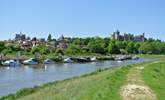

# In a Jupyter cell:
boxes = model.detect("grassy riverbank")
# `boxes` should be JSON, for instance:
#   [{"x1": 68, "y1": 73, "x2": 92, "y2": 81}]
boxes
[
  {"x1": 1, "y1": 56, "x2": 164, "y2": 100},
  {"x1": 142, "y1": 61, "x2": 165, "y2": 100},
  {"x1": 1, "y1": 64, "x2": 133, "y2": 100}
]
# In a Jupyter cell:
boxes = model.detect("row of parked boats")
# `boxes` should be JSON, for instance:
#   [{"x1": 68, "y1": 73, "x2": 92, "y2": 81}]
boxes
[
  {"x1": 115, "y1": 55, "x2": 139, "y2": 61},
  {"x1": 1, "y1": 55, "x2": 139, "y2": 67},
  {"x1": 1, "y1": 57, "x2": 97, "y2": 66}
]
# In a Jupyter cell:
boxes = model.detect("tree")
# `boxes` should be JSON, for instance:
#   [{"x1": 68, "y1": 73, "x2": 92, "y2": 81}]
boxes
[
  {"x1": 87, "y1": 38, "x2": 106, "y2": 54},
  {"x1": 139, "y1": 42, "x2": 154, "y2": 54},
  {"x1": 72, "y1": 38, "x2": 81, "y2": 45},
  {"x1": 151, "y1": 42, "x2": 164, "y2": 54},
  {"x1": 0, "y1": 42, "x2": 5, "y2": 52},
  {"x1": 55, "y1": 49, "x2": 64, "y2": 56},
  {"x1": 31, "y1": 46, "x2": 40, "y2": 54},
  {"x1": 66, "y1": 44, "x2": 80, "y2": 55},
  {"x1": 47, "y1": 34, "x2": 52, "y2": 42},
  {"x1": 31, "y1": 45, "x2": 50, "y2": 55},
  {"x1": 108, "y1": 41, "x2": 120, "y2": 54},
  {"x1": 116, "y1": 41, "x2": 125, "y2": 49},
  {"x1": 126, "y1": 42, "x2": 136, "y2": 54}
]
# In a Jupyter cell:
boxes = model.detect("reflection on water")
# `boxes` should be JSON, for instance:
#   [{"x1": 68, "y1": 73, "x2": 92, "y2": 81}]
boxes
[{"x1": 0, "y1": 58, "x2": 151, "y2": 96}]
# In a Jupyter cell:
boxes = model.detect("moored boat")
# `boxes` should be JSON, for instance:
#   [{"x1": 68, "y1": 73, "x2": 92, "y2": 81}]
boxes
[
  {"x1": 23, "y1": 58, "x2": 38, "y2": 65},
  {"x1": 90, "y1": 56, "x2": 97, "y2": 62},
  {"x1": 2, "y1": 60, "x2": 21, "y2": 66},
  {"x1": 44, "y1": 59, "x2": 54, "y2": 64},
  {"x1": 64, "y1": 58, "x2": 74, "y2": 63}
]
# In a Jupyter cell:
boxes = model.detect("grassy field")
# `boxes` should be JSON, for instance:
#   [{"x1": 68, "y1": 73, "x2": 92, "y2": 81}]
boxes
[{"x1": 142, "y1": 61, "x2": 165, "y2": 100}]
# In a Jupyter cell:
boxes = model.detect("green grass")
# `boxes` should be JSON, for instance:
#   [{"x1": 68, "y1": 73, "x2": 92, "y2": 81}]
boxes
[
  {"x1": 139, "y1": 54, "x2": 165, "y2": 59},
  {"x1": 142, "y1": 61, "x2": 165, "y2": 100},
  {"x1": 0, "y1": 64, "x2": 134, "y2": 100}
]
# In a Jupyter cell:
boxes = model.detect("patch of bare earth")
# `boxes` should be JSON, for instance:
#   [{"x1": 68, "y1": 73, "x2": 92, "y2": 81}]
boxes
[{"x1": 120, "y1": 65, "x2": 156, "y2": 100}]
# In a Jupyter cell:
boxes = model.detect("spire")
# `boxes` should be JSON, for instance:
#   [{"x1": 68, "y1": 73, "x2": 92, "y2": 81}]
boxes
[
  {"x1": 116, "y1": 29, "x2": 120, "y2": 34},
  {"x1": 61, "y1": 34, "x2": 64, "y2": 39}
]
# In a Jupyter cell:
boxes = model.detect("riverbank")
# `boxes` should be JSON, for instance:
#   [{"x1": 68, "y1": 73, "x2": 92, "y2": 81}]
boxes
[
  {"x1": 0, "y1": 55, "x2": 164, "y2": 100},
  {"x1": 0, "y1": 63, "x2": 132, "y2": 100},
  {"x1": 0, "y1": 60, "x2": 158, "y2": 100}
]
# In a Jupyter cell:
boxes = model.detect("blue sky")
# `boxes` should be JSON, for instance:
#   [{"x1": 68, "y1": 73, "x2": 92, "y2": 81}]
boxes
[{"x1": 0, "y1": 0, "x2": 165, "y2": 41}]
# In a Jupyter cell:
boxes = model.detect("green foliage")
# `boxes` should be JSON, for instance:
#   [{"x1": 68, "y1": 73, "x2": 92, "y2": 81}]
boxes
[
  {"x1": 72, "y1": 38, "x2": 81, "y2": 45},
  {"x1": 2, "y1": 47, "x2": 12, "y2": 55},
  {"x1": 126, "y1": 42, "x2": 136, "y2": 54},
  {"x1": 31, "y1": 45, "x2": 50, "y2": 55},
  {"x1": 66, "y1": 44, "x2": 80, "y2": 55},
  {"x1": 1, "y1": 37, "x2": 165, "y2": 56},
  {"x1": 139, "y1": 42, "x2": 154, "y2": 54},
  {"x1": 55, "y1": 49, "x2": 64, "y2": 56},
  {"x1": 0, "y1": 42, "x2": 6, "y2": 52},
  {"x1": 108, "y1": 41, "x2": 120, "y2": 54},
  {"x1": 87, "y1": 39, "x2": 106, "y2": 54}
]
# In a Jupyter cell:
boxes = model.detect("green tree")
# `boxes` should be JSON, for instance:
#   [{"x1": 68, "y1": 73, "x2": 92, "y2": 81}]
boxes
[
  {"x1": 87, "y1": 38, "x2": 106, "y2": 54},
  {"x1": 55, "y1": 49, "x2": 64, "y2": 56},
  {"x1": 126, "y1": 42, "x2": 136, "y2": 54},
  {"x1": 0, "y1": 42, "x2": 6, "y2": 52},
  {"x1": 66, "y1": 44, "x2": 80, "y2": 55},
  {"x1": 31, "y1": 46, "x2": 40, "y2": 54},
  {"x1": 108, "y1": 41, "x2": 120, "y2": 54},
  {"x1": 31, "y1": 45, "x2": 50, "y2": 55},
  {"x1": 72, "y1": 38, "x2": 81, "y2": 45},
  {"x1": 139, "y1": 42, "x2": 154, "y2": 54}
]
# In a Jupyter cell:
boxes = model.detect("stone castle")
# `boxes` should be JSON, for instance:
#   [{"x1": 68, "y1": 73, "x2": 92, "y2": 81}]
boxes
[{"x1": 111, "y1": 30, "x2": 145, "y2": 42}]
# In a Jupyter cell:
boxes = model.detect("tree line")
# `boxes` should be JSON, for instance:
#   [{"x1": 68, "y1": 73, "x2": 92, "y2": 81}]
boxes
[{"x1": 0, "y1": 37, "x2": 165, "y2": 56}]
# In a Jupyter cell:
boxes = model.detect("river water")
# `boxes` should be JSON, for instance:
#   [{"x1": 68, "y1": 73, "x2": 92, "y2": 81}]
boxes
[{"x1": 0, "y1": 58, "x2": 150, "y2": 96}]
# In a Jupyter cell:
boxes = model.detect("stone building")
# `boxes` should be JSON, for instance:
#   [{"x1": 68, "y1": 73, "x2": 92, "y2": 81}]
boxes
[
  {"x1": 111, "y1": 30, "x2": 145, "y2": 42},
  {"x1": 56, "y1": 34, "x2": 68, "y2": 49},
  {"x1": 15, "y1": 32, "x2": 26, "y2": 41}
]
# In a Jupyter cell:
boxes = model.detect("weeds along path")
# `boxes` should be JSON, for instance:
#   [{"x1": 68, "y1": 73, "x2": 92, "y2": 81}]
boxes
[{"x1": 120, "y1": 62, "x2": 157, "y2": 100}]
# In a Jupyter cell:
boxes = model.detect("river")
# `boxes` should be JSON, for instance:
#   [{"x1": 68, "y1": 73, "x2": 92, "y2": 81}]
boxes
[{"x1": 0, "y1": 58, "x2": 150, "y2": 96}]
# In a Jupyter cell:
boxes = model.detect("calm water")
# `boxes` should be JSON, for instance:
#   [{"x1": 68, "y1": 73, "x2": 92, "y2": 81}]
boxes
[{"x1": 0, "y1": 58, "x2": 150, "y2": 96}]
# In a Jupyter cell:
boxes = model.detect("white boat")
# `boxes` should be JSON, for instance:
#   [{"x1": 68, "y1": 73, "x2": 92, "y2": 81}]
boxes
[
  {"x1": 64, "y1": 58, "x2": 74, "y2": 63},
  {"x1": 132, "y1": 56, "x2": 139, "y2": 60},
  {"x1": 117, "y1": 60, "x2": 123, "y2": 63},
  {"x1": 3, "y1": 60, "x2": 20, "y2": 66},
  {"x1": 115, "y1": 56, "x2": 125, "y2": 61},
  {"x1": 23, "y1": 58, "x2": 38, "y2": 65},
  {"x1": 90, "y1": 56, "x2": 97, "y2": 62},
  {"x1": 44, "y1": 59, "x2": 54, "y2": 64}
]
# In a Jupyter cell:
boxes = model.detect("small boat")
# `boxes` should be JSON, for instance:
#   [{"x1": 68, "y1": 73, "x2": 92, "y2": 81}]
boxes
[
  {"x1": 23, "y1": 58, "x2": 38, "y2": 65},
  {"x1": 90, "y1": 56, "x2": 97, "y2": 62},
  {"x1": 132, "y1": 56, "x2": 139, "y2": 60},
  {"x1": 77, "y1": 57, "x2": 90, "y2": 63},
  {"x1": 115, "y1": 57, "x2": 125, "y2": 61},
  {"x1": 2, "y1": 60, "x2": 20, "y2": 66},
  {"x1": 117, "y1": 60, "x2": 123, "y2": 63},
  {"x1": 44, "y1": 59, "x2": 54, "y2": 64},
  {"x1": 64, "y1": 58, "x2": 74, "y2": 63}
]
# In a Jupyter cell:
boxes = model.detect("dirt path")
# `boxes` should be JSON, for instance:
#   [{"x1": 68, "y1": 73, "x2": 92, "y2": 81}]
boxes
[{"x1": 120, "y1": 63, "x2": 157, "y2": 100}]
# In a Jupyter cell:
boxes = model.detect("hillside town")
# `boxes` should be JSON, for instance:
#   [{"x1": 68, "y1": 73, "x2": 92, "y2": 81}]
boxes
[{"x1": 4, "y1": 30, "x2": 146, "y2": 51}]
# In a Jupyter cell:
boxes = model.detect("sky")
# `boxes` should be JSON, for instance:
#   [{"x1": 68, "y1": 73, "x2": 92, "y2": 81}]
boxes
[{"x1": 0, "y1": 0, "x2": 165, "y2": 41}]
